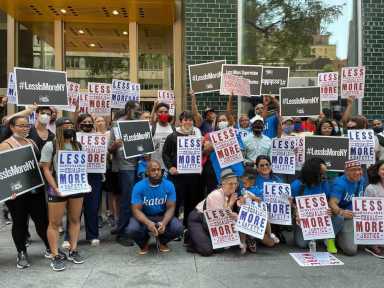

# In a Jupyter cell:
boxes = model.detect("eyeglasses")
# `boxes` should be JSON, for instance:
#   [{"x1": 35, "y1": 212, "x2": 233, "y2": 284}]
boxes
[
  {"x1": 15, "y1": 124, "x2": 31, "y2": 129},
  {"x1": 223, "y1": 182, "x2": 238, "y2": 186}
]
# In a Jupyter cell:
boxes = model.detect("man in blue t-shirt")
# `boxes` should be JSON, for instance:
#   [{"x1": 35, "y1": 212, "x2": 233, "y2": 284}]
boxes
[
  {"x1": 126, "y1": 160, "x2": 183, "y2": 255},
  {"x1": 329, "y1": 160, "x2": 366, "y2": 256}
]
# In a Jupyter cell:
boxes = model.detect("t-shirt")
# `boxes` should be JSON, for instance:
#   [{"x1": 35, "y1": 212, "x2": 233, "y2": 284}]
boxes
[
  {"x1": 330, "y1": 175, "x2": 366, "y2": 210},
  {"x1": 365, "y1": 183, "x2": 384, "y2": 198},
  {"x1": 131, "y1": 178, "x2": 176, "y2": 216},
  {"x1": 291, "y1": 179, "x2": 330, "y2": 198},
  {"x1": 40, "y1": 141, "x2": 74, "y2": 173},
  {"x1": 152, "y1": 123, "x2": 174, "y2": 169},
  {"x1": 263, "y1": 114, "x2": 278, "y2": 139},
  {"x1": 196, "y1": 188, "x2": 228, "y2": 213},
  {"x1": 28, "y1": 126, "x2": 55, "y2": 153}
]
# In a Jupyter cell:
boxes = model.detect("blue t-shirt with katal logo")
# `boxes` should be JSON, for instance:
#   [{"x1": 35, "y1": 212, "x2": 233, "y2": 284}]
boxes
[
  {"x1": 131, "y1": 178, "x2": 176, "y2": 216},
  {"x1": 329, "y1": 174, "x2": 366, "y2": 210}
]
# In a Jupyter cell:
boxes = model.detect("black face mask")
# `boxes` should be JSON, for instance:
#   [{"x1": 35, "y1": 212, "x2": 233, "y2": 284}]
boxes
[
  {"x1": 63, "y1": 128, "x2": 76, "y2": 139},
  {"x1": 80, "y1": 123, "x2": 93, "y2": 132},
  {"x1": 373, "y1": 126, "x2": 383, "y2": 134}
]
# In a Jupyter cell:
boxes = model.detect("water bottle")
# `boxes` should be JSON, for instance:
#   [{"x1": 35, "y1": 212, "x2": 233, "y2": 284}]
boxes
[{"x1": 309, "y1": 240, "x2": 316, "y2": 253}]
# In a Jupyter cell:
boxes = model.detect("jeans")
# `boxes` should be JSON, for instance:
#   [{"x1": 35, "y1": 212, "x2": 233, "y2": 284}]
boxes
[
  {"x1": 332, "y1": 215, "x2": 358, "y2": 256},
  {"x1": 125, "y1": 216, "x2": 183, "y2": 248},
  {"x1": 117, "y1": 170, "x2": 136, "y2": 237},
  {"x1": 83, "y1": 173, "x2": 103, "y2": 240}
]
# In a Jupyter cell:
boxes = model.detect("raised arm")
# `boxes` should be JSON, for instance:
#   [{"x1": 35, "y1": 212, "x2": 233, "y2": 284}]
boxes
[
  {"x1": 341, "y1": 97, "x2": 353, "y2": 126},
  {"x1": 191, "y1": 90, "x2": 202, "y2": 128}
]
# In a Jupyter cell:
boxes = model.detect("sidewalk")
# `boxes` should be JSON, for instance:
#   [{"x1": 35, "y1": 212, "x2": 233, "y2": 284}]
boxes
[{"x1": 0, "y1": 220, "x2": 382, "y2": 288}]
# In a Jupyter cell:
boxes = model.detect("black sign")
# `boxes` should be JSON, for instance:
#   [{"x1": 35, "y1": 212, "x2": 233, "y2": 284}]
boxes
[
  {"x1": 117, "y1": 120, "x2": 155, "y2": 159},
  {"x1": 304, "y1": 136, "x2": 349, "y2": 172},
  {"x1": 220, "y1": 64, "x2": 263, "y2": 96},
  {"x1": 261, "y1": 66, "x2": 289, "y2": 95},
  {"x1": 15, "y1": 67, "x2": 68, "y2": 106},
  {"x1": 280, "y1": 87, "x2": 321, "y2": 117},
  {"x1": 0, "y1": 145, "x2": 44, "y2": 203},
  {"x1": 189, "y1": 60, "x2": 226, "y2": 94}
]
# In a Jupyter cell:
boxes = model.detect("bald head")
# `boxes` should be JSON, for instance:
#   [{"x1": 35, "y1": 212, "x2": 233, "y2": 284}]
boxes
[{"x1": 147, "y1": 160, "x2": 162, "y2": 184}]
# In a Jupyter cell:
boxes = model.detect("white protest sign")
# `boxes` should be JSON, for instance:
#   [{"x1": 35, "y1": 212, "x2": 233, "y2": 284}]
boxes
[
  {"x1": 293, "y1": 136, "x2": 305, "y2": 170},
  {"x1": 236, "y1": 201, "x2": 268, "y2": 239},
  {"x1": 177, "y1": 136, "x2": 202, "y2": 174},
  {"x1": 158, "y1": 90, "x2": 175, "y2": 116},
  {"x1": 271, "y1": 138, "x2": 296, "y2": 175},
  {"x1": 296, "y1": 193, "x2": 335, "y2": 240},
  {"x1": 290, "y1": 252, "x2": 344, "y2": 267},
  {"x1": 87, "y1": 82, "x2": 112, "y2": 116},
  {"x1": 77, "y1": 133, "x2": 108, "y2": 173},
  {"x1": 348, "y1": 129, "x2": 375, "y2": 165},
  {"x1": 353, "y1": 197, "x2": 384, "y2": 245},
  {"x1": 204, "y1": 208, "x2": 241, "y2": 249},
  {"x1": 318, "y1": 72, "x2": 338, "y2": 101},
  {"x1": 221, "y1": 74, "x2": 251, "y2": 96},
  {"x1": 263, "y1": 183, "x2": 292, "y2": 225},
  {"x1": 57, "y1": 150, "x2": 91, "y2": 196},
  {"x1": 63, "y1": 81, "x2": 80, "y2": 112},
  {"x1": 111, "y1": 79, "x2": 131, "y2": 108},
  {"x1": 209, "y1": 127, "x2": 244, "y2": 168},
  {"x1": 128, "y1": 82, "x2": 140, "y2": 102},
  {"x1": 341, "y1": 66, "x2": 365, "y2": 99},
  {"x1": 7, "y1": 72, "x2": 17, "y2": 104},
  {"x1": 78, "y1": 92, "x2": 88, "y2": 114}
]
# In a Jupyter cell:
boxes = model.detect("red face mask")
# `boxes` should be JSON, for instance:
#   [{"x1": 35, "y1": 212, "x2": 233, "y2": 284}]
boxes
[{"x1": 158, "y1": 114, "x2": 169, "y2": 123}]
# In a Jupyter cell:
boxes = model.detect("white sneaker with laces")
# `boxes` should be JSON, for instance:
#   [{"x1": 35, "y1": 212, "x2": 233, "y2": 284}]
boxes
[{"x1": 91, "y1": 239, "x2": 100, "y2": 246}]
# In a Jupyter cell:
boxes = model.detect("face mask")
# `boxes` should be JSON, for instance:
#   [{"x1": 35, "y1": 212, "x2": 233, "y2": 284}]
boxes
[
  {"x1": 38, "y1": 114, "x2": 51, "y2": 125},
  {"x1": 373, "y1": 126, "x2": 383, "y2": 134},
  {"x1": 334, "y1": 126, "x2": 340, "y2": 134},
  {"x1": 217, "y1": 121, "x2": 229, "y2": 130},
  {"x1": 158, "y1": 114, "x2": 169, "y2": 123},
  {"x1": 13, "y1": 132, "x2": 28, "y2": 139},
  {"x1": 80, "y1": 123, "x2": 93, "y2": 132},
  {"x1": 63, "y1": 128, "x2": 76, "y2": 139},
  {"x1": 283, "y1": 125, "x2": 294, "y2": 134}
]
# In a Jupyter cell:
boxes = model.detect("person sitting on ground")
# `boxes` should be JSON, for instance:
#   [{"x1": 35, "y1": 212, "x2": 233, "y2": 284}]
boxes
[
  {"x1": 329, "y1": 160, "x2": 367, "y2": 256},
  {"x1": 126, "y1": 160, "x2": 183, "y2": 255}
]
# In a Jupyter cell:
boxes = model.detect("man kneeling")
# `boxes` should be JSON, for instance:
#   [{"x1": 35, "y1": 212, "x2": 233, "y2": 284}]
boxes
[{"x1": 126, "y1": 160, "x2": 183, "y2": 255}]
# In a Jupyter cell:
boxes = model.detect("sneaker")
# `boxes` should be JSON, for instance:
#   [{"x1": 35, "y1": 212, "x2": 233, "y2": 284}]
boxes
[
  {"x1": 159, "y1": 243, "x2": 170, "y2": 253},
  {"x1": 44, "y1": 249, "x2": 67, "y2": 260},
  {"x1": 16, "y1": 251, "x2": 30, "y2": 269},
  {"x1": 325, "y1": 239, "x2": 338, "y2": 254},
  {"x1": 116, "y1": 236, "x2": 134, "y2": 247},
  {"x1": 68, "y1": 250, "x2": 85, "y2": 264},
  {"x1": 365, "y1": 247, "x2": 384, "y2": 259},
  {"x1": 90, "y1": 239, "x2": 100, "y2": 246},
  {"x1": 25, "y1": 238, "x2": 32, "y2": 247},
  {"x1": 239, "y1": 242, "x2": 247, "y2": 255},
  {"x1": 270, "y1": 233, "x2": 280, "y2": 244},
  {"x1": 139, "y1": 244, "x2": 150, "y2": 256},
  {"x1": 173, "y1": 236, "x2": 182, "y2": 242},
  {"x1": 50, "y1": 255, "x2": 66, "y2": 272},
  {"x1": 61, "y1": 241, "x2": 70, "y2": 250}
]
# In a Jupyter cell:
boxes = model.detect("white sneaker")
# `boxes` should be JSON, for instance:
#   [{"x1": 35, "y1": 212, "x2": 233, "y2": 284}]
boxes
[
  {"x1": 270, "y1": 233, "x2": 280, "y2": 244},
  {"x1": 91, "y1": 239, "x2": 100, "y2": 246},
  {"x1": 61, "y1": 241, "x2": 70, "y2": 250}
]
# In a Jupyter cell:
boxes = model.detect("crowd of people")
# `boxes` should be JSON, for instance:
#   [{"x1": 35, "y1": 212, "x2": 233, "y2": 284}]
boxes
[{"x1": 0, "y1": 91, "x2": 384, "y2": 272}]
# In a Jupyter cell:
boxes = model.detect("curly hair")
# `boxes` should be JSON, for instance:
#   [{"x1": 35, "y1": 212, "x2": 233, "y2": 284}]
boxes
[
  {"x1": 367, "y1": 160, "x2": 384, "y2": 184},
  {"x1": 299, "y1": 158, "x2": 326, "y2": 187}
]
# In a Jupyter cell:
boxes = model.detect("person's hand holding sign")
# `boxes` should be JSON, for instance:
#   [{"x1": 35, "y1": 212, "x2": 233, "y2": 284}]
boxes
[{"x1": 340, "y1": 209, "x2": 353, "y2": 219}]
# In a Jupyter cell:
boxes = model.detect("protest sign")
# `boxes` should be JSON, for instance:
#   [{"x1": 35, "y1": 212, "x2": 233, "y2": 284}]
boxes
[
  {"x1": 348, "y1": 129, "x2": 375, "y2": 165},
  {"x1": 353, "y1": 197, "x2": 384, "y2": 245},
  {"x1": 63, "y1": 81, "x2": 80, "y2": 112},
  {"x1": 220, "y1": 64, "x2": 263, "y2": 96},
  {"x1": 304, "y1": 136, "x2": 349, "y2": 172},
  {"x1": 14, "y1": 67, "x2": 68, "y2": 106},
  {"x1": 87, "y1": 82, "x2": 112, "y2": 116},
  {"x1": 318, "y1": 72, "x2": 338, "y2": 101},
  {"x1": 117, "y1": 120, "x2": 154, "y2": 159},
  {"x1": 280, "y1": 87, "x2": 321, "y2": 118},
  {"x1": 128, "y1": 82, "x2": 140, "y2": 102},
  {"x1": 341, "y1": 66, "x2": 365, "y2": 99},
  {"x1": 0, "y1": 145, "x2": 44, "y2": 204},
  {"x1": 221, "y1": 74, "x2": 251, "y2": 96},
  {"x1": 290, "y1": 252, "x2": 344, "y2": 267},
  {"x1": 261, "y1": 66, "x2": 289, "y2": 95},
  {"x1": 204, "y1": 208, "x2": 240, "y2": 249},
  {"x1": 291, "y1": 136, "x2": 305, "y2": 170},
  {"x1": 188, "y1": 60, "x2": 225, "y2": 94},
  {"x1": 263, "y1": 183, "x2": 292, "y2": 225},
  {"x1": 236, "y1": 201, "x2": 268, "y2": 239},
  {"x1": 111, "y1": 79, "x2": 131, "y2": 108},
  {"x1": 271, "y1": 138, "x2": 296, "y2": 175},
  {"x1": 209, "y1": 127, "x2": 244, "y2": 168},
  {"x1": 7, "y1": 72, "x2": 17, "y2": 104},
  {"x1": 57, "y1": 150, "x2": 90, "y2": 196},
  {"x1": 78, "y1": 92, "x2": 88, "y2": 114},
  {"x1": 177, "y1": 136, "x2": 202, "y2": 174},
  {"x1": 296, "y1": 193, "x2": 335, "y2": 240},
  {"x1": 158, "y1": 90, "x2": 175, "y2": 116},
  {"x1": 76, "y1": 133, "x2": 108, "y2": 173}
]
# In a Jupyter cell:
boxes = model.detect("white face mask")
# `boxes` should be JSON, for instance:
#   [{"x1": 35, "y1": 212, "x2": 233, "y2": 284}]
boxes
[
  {"x1": 38, "y1": 114, "x2": 51, "y2": 125},
  {"x1": 218, "y1": 121, "x2": 229, "y2": 130},
  {"x1": 13, "y1": 132, "x2": 28, "y2": 139}
]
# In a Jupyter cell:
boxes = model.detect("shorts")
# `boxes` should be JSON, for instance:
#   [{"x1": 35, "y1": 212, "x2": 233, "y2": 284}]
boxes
[
  {"x1": 47, "y1": 193, "x2": 85, "y2": 203},
  {"x1": 106, "y1": 170, "x2": 121, "y2": 195}
]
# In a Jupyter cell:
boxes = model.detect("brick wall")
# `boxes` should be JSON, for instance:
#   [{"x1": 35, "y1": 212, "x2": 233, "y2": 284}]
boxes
[
  {"x1": 362, "y1": 0, "x2": 384, "y2": 119},
  {"x1": 184, "y1": 0, "x2": 238, "y2": 114}
]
